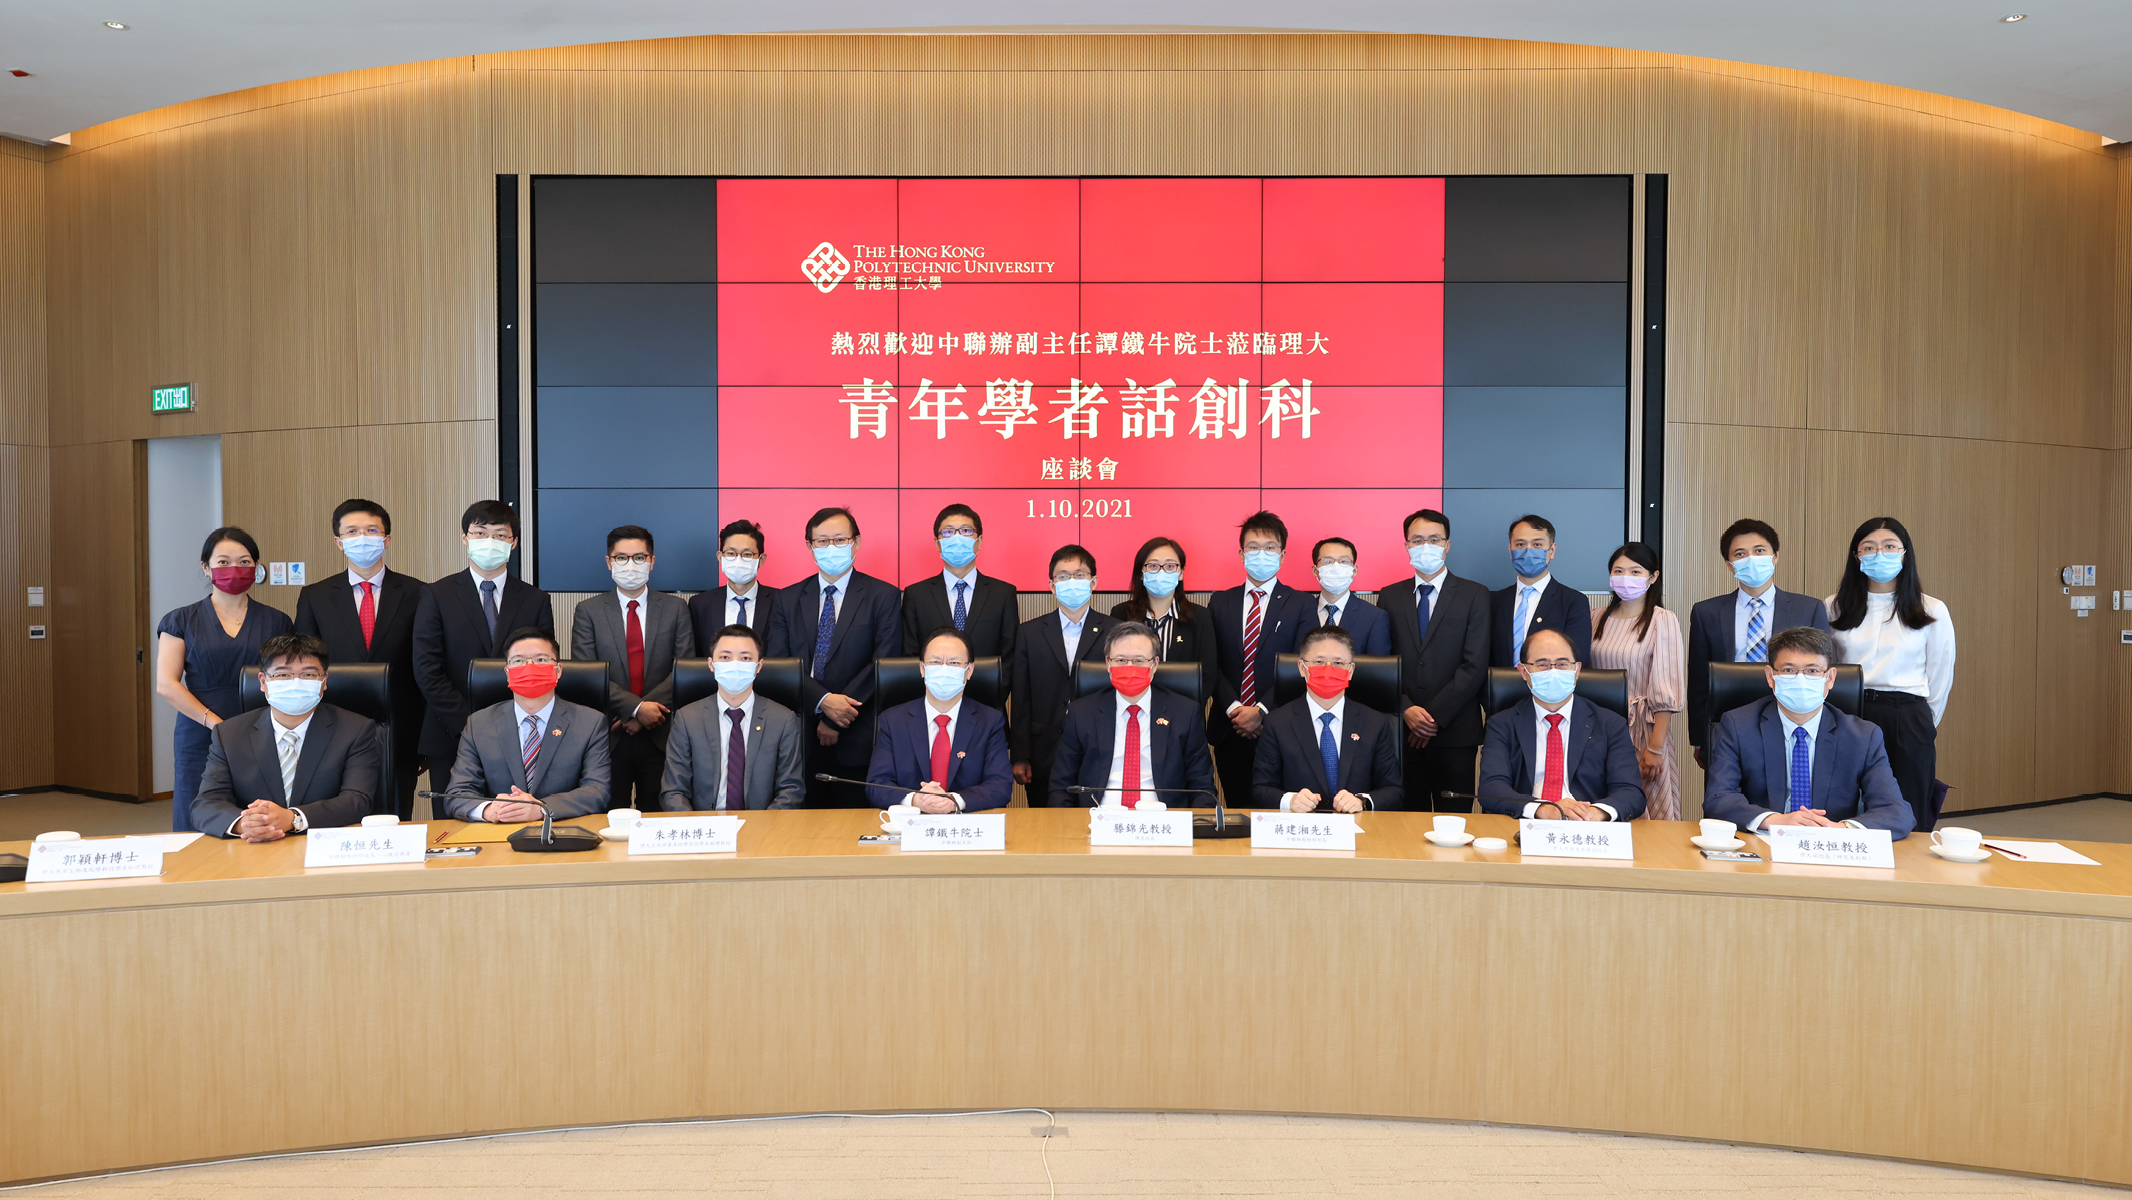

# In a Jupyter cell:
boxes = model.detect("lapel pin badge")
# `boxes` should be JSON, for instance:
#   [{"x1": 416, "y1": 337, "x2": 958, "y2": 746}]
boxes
[
  {"x1": 551, "y1": 729, "x2": 562, "y2": 737},
  {"x1": 1157, "y1": 717, "x2": 1170, "y2": 726},
  {"x1": 1350, "y1": 733, "x2": 1360, "y2": 740},
  {"x1": 955, "y1": 750, "x2": 966, "y2": 758}
]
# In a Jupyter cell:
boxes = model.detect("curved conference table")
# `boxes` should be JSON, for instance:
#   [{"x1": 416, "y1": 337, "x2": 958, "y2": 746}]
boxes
[{"x1": 3, "y1": 809, "x2": 2128, "y2": 1187}]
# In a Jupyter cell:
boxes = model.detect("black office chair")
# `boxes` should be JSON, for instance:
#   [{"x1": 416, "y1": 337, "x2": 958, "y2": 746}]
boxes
[
  {"x1": 467, "y1": 659, "x2": 610, "y2": 713},
  {"x1": 671, "y1": 658, "x2": 807, "y2": 714},
  {"x1": 1482, "y1": 667, "x2": 1630, "y2": 721},
  {"x1": 1707, "y1": 662, "x2": 1863, "y2": 740},
  {"x1": 1270, "y1": 654, "x2": 1402, "y2": 714},
  {"x1": 873, "y1": 657, "x2": 1004, "y2": 712},
  {"x1": 239, "y1": 663, "x2": 395, "y2": 811},
  {"x1": 1073, "y1": 660, "x2": 1204, "y2": 705}
]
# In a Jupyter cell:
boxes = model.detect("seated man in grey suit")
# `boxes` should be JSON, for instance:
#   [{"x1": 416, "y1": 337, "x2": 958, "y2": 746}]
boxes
[
  {"x1": 444, "y1": 627, "x2": 611, "y2": 822},
  {"x1": 193, "y1": 633, "x2": 383, "y2": 840},
  {"x1": 661, "y1": 624, "x2": 806, "y2": 811}
]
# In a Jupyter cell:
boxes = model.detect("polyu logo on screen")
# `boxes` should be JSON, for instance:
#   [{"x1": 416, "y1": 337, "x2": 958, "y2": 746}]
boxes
[{"x1": 800, "y1": 241, "x2": 852, "y2": 293}]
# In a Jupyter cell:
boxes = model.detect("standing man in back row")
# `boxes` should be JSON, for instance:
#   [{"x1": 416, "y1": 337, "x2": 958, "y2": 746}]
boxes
[
  {"x1": 902, "y1": 503, "x2": 1019, "y2": 661},
  {"x1": 1378, "y1": 508, "x2": 1491, "y2": 811},
  {"x1": 1686, "y1": 518, "x2": 1831, "y2": 765},
  {"x1": 1206, "y1": 511, "x2": 1315, "y2": 810},
  {"x1": 1489, "y1": 514, "x2": 1592, "y2": 669},
  {"x1": 765, "y1": 506, "x2": 902, "y2": 806},
  {"x1": 572, "y1": 524, "x2": 695, "y2": 813},
  {"x1": 689, "y1": 519, "x2": 778, "y2": 654}
]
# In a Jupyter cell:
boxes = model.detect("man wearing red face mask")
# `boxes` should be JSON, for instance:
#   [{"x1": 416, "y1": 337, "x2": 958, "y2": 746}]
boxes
[
  {"x1": 1251, "y1": 626, "x2": 1404, "y2": 812},
  {"x1": 1046, "y1": 622, "x2": 1214, "y2": 808},
  {"x1": 441, "y1": 629, "x2": 611, "y2": 822}
]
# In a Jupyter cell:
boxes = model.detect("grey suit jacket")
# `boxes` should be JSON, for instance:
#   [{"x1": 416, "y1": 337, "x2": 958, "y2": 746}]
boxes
[
  {"x1": 659, "y1": 692, "x2": 807, "y2": 810},
  {"x1": 444, "y1": 697, "x2": 612, "y2": 820},
  {"x1": 570, "y1": 589, "x2": 696, "y2": 734}
]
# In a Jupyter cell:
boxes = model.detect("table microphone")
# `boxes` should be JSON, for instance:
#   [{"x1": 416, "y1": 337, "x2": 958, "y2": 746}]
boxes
[
  {"x1": 418, "y1": 791, "x2": 604, "y2": 853},
  {"x1": 812, "y1": 773, "x2": 951, "y2": 800}
]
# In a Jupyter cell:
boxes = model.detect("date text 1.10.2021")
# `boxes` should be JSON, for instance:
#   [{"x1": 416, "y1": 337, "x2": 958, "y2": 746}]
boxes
[{"x1": 1029, "y1": 497, "x2": 1133, "y2": 519}]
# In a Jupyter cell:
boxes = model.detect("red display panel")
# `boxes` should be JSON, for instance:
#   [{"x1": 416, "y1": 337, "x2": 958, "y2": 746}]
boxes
[{"x1": 717, "y1": 178, "x2": 1445, "y2": 590}]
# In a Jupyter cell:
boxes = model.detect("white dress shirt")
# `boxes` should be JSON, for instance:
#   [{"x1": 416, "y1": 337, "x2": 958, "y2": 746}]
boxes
[
  {"x1": 1732, "y1": 586, "x2": 1778, "y2": 661},
  {"x1": 1278, "y1": 693, "x2": 1376, "y2": 811},
  {"x1": 1745, "y1": 704, "x2": 1862, "y2": 831},
  {"x1": 347, "y1": 566, "x2": 386, "y2": 605},
  {"x1": 817, "y1": 570, "x2": 851, "y2": 620},
  {"x1": 469, "y1": 564, "x2": 507, "y2": 589},
  {"x1": 710, "y1": 691, "x2": 757, "y2": 811},
  {"x1": 228, "y1": 711, "x2": 316, "y2": 836},
  {"x1": 1101, "y1": 689, "x2": 1158, "y2": 808},
  {"x1": 1511, "y1": 573, "x2": 1551, "y2": 654},
  {"x1": 1824, "y1": 591, "x2": 1956, "y2": 724},
  {"x1": 942, "y1": 566, "x2": 981, "y2": 600},
  {"x1": 1414, "y1": 569, "x2": 1447, "y2": 623},
  {"x1": 724, "y1": 582, "x2": 761, "y2": 627},
  {"x1": 1318, "y1": 591, "x2": 1351, "y2": 627},
  {"x1": 1059, "y1": 606, "x2": 1090, "y2": 662},
  {"x1": 903, "y1": 695, "x2": 968, "y2": 811},
  {"x1": 473, "y1": 694, "x2": 556, "y2": 821},
  {"x1": 1227, "y1": 583, "x2": 1275, "y2": 716},
  {"x1": 1521, "y1": 699, "x2": 1617, "y2": 820}
]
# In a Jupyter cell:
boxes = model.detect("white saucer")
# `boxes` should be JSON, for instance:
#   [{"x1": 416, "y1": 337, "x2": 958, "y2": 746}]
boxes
[
  {"x1": 1471, "y1": 837, "x2": 1509, "y2": 851},
  {"x1": 1424, "y1": 830, "x2": 1474, "y2": 847},
  {"x1": 1929, "y1": 843, "x2": 1991, "y2": 863},
  {"x1": 597, "y1": 826, "x2": 632, "y2": 842},
  {"x1": 1691, "y1": 834, "x2": 1745, "y2": 851}
]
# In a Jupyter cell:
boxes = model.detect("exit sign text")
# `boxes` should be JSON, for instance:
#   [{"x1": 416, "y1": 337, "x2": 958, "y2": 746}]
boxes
[{"x1": 151, "y1": 383, "x2": 194, "y2": 413}]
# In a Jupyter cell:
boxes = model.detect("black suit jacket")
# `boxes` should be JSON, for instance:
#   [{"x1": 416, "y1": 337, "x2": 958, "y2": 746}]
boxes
[
  {"x1": 1009, "y1": 607, "x2": 1119, "y2": 773},
  {"x1": 1476, "y1": 696, "x2": 1646, "y2": 820},
  {"x1": 191, "y1": 705, "x2": 383, "y2": 837},
  {"x1": 1489, "y1": 578, "x2": 1595, "y2": 668},
  {"x1": 293, "y1": 567, "x2": 426, "y2": 746},
  {"x1": 1108, "y1": 602, "x2": 1210, "y2": 665},
  {"x1": 901, "y1": 570, "x2": 1020, "y2": 659},
  {"x1": 1250, "y1": 696, "x2": 1405, "y2": 810},
  {"x1": 1685, "y1": 588, "x2": 1834, "y2": 748},
  {"x1": 1377, "y1": 573, "x2": 1491, "y2": 748},
  {"x1": 687, "y1": 583, "x2": 778, "y2": 653},
  {"x1": 411, "y1": 570, "x2": 555, "y2": 760},
  {"x1": 1205, "y1": 582, "x2": 1315, "y2": 741},
  {"x1": 1049, "y1": 686, "x2": 1216, "y2": 807},
  {"x1": 764, "y1": 570, "x2": 903, "y2": 766}
]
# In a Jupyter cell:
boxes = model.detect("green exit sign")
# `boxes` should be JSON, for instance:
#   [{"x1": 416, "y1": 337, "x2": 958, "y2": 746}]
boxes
[{"x1": 151, "y1": 383, "x2": 194, "y2": 413}]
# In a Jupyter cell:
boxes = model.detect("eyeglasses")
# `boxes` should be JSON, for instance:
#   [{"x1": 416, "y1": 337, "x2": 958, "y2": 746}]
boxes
[
  {"x1": 1771, "y1": 666, "x2": 1830, "y2": 677},
  {"x1": 1404, "y1": 534, "x2": 1448, "y2": 547},
  {"x1": 263, "y1": 669, "x2": 326, "y2": 681},
  {"x1": 505, "y1": 654, "x2": 558, "y2": 667},
  {"x1": 1525, "y1": 658, "x2": 1578, "y2": 672},
  {"x1": 1053, "y1": 570, "x2": 1094, "y2": 582},
  {"x1": 922, "y1": 657, "x2": 971, "y2": 668},
  {"x1": 1106, "y1": 655, "x2": 1156, "y2": 667},
  {"x1": 608, "y1": 553, "x2": 651, "y2": 566},
  {"x1": 721, "y1": 548, "x2": 763, "y2": 560},
  {"x1": 936, "y1": 526, "x2": 979, "y2": 539},
  {"x1": 1301, "y1": 657, "x2": 1354, "y2": 669},
  {"x1": 1142, "y1": 563, "x2": 1182, "y2": 576},
  {"x1": 809, "y1": 535, "x2": 856, "y2": 548}
]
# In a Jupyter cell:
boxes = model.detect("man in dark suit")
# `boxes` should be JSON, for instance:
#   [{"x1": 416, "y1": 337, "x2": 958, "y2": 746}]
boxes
[
  {"x1": 867, "y1": 627, "x2": 1013, "y2": 812},
  {"x1": 1489, "y1": 513, "x2": 1593, "y2": 669},
  {"x1": 411, "y1": 499, "x2": 554, "y2": 805},
  {"x1": 192, "y1": 633, "x2": 382, "y2": 839},
  {"x1": 688, "y1": 518, "x2": 778, "y2": 654},
  {"x1": 1304, "y1": 536, "x2": 1391, "y2": 656},
  {"x1": 571, "y1": 524, "x2": 696, "y2": 811},
  {"x1": 1378, "y1": 508, "x2": 1492, "y2": 812},
  {"x1": 764, "y1": 506, "x2": 902, "y2": 807},
  {"x1": 1205, "y1": 511, "x2": 1315, "y2": 809},
  {"x1": 1250, "y1": 626, "x2": 1403, "y2": 811},
  {"x1": 901, "y1": 502, "x2": 1019, "y2": 661},
  {"x1": 1704, "y1": 626, "x2": 1913, "y2": 836},
  {"x1": 292, "y1": 498, "x2": 425, "y2": 819},
  {"x1": 660, "y1": 624, "x2": 805, "y2": 811},
  {"x1": 1010, "y1": 544, "x2": 1118, "y2": 807},
  {"x1": 1050, "y1": 622, "x2": 1216, "y2": 808},
  {"x1": 443, "y1": 628, "x2": 610, "y2": 821},
  {"x1": 1476, "y1": 628, "x2": 1646, "y2": 820},
  {"x1": 1686, "y1": 518, "x2": 1834, "y2": 762}
]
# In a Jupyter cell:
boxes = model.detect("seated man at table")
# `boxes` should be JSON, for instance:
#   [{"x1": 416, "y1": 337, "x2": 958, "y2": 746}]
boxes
[
  {"x1": 1704, "y1": 626, "x2": 1914, "y2": 836},
  {"x1": 660, "y1": 624, "x2": 806, "y2": 811},
  {"x1": 193, "y1": 633, "x2": 383, "y2": 840},
  {"x1": 443, "y1": 628, "x2": 611, "y2": 821},
  {"x1": 1049, "y1": 622, "x2": 1215, "y2": 808},
  {"x1": 1477, "y1": 628, "x2": 1645, "y2": 821},
  {"x1": 866, "y1": 627, "x2": 1012, "y2": 812},
  {"x1": 1251, "y1": 625, "x2": 1403, "y2": 812}
]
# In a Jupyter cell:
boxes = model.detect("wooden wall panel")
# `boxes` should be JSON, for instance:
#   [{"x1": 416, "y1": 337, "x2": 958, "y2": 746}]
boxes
[
  {"x1": 352, "y1": 419, "x2": 497, "y2": 582},
  {"x1": 0, "y1": 445, "x2": 54, "y2": 788},
  {"x1": 48, "y1": 441, "x2": 146, "y2": 797},
  {"x1": 0, "y1": 146, "x2": 46, "y2": 448},
  {"x1": 219, "y1": 427, "x2": 361, "y2": 619}
]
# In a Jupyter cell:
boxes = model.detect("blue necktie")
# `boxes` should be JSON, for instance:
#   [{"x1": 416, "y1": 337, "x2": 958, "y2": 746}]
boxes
[
  {"x1": 479, "y1": 578, "x2": 499, "y2": 644},
  {"x1": 952, "y1": 580, "x2": 968, "y2": 631},
  {"x1": 1788, "y1": 726, "x2": 1811, "y2": 812},
  {"x1": 1744, "y1": 597, "x2": 1767, "y2": 663},
  {"x1": 813, "y1": 584, "x2": 838, "y2": 678},
  {"x1": 734, "y1": 594, "x2": 749, "y2": 627},
  {"x1": 1415, "y1": 583, "x2": 1433, "y2": 645},
  {"x1": 1514, "y1": 585, "x2": 1536, "y2": 650},
  {"x1": 1319, "y1": 712, "x2": 1340, "y2": 797}
]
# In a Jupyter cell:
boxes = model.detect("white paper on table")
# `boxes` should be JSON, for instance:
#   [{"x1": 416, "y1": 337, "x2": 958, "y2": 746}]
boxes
[
  {"x1": 1977, "y1": 840, "x2": 2101, "y2": 866},
  {"x1": 162, "y1": 832, "x2": 204, "y2": 853}
]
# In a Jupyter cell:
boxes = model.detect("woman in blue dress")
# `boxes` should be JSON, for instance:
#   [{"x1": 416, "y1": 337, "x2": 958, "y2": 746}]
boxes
[{"x1": 153, "y1": 527, "x2": 292, "y2": 831}]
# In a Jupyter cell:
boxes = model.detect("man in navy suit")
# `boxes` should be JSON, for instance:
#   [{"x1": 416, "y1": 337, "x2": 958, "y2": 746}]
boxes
[
  {"x1": 1704, "y1": 626, "x2": 1913, "y2": 836},
  {"x1": 1686, "y1": 518, "x2": 1833, "y2": 763},
  {"x1": 866, "y1": 627, "x2": 1012, "y2": 812},
  {"x1": 1009, "y1": 544, "x2": 1118, "y2": 807},
  {"x1": 1050, "y1": 622, "x2": 1216, "y2": 808},
  {"x1": 1488, "y1": 514, "x2": 1592, "y2": 669},
  {"x1": 1250, "y1": 626, "x2": 1404, "y2": 811},
  {"x1": 1378, "y1": 508, "x2": 1492, "y2": 812},
  {"x1": 1205, "y1": 511, "x2": 1315, "y2": 808},
  {"x1": 765, "y1": 506, "x2": 903, "y2": 807},
  {"x1": 1477, "y1": 628, "x2": 1645, "y2": 820},
  {"x1": 1304, "y1": 537, "x2": 1391, "y2": 657},
  {"x1": 901, "y1": 503, "x2": 1019, "y2": 660},
  {"x1": 688, "y1": 519, "x2": 778, "y2": 653}
]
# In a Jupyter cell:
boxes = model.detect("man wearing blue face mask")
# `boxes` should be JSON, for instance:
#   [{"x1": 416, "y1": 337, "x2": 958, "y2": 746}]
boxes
[
  {"x1": 1010, "y1": 544, "x2": 1118, "y2": 806},
  {"x1": 1476, "y1": 628, "x2": 1645, "y2": 821},
  {"x1": 765, "y1": 507, "x2": 904, "y2": 807},
  {"x1": 1379, "y1": 509, "x2": 1492, "y2": 812},
  {"x1": 1686, "y1": 518, "x2": 1831, "y2": 766},
  {"x1": 901, "y1": 503, "x2": 1020, "y2": 661},
  {"x1": 868, "y1": 627, "x2": 1012, "y2": 812},
  {"x1": 1206, "y1": 511, "x2": 1315, "y2": 810},
  {"x1": 193, "y1": 634, "x2": 382, "y2": 839},
  {"x1": 659, "y1": 625, "x2": 805, "y2": 811},
  {"x1": 1488, "y1": 514, "x2": 1592, "y2": 669}
]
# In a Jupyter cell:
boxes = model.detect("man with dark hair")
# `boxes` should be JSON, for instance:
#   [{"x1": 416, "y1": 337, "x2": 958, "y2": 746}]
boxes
[
  {"x1": 572, "y1": 524, "x2": 695, "y2": 811},
  {"x1": 1251, "y1": 626, "x2": 1404, "y2": 812},
  {"x1": 1704, "y1": 626, "x2": 1912, "y2": 835},
  {"x1": 1378, "y1": 507, "x2": 1491, "y2": 812},
  {"x1": 1476, "y1": 627, "x2": 1645, "y2": 820},
  {"x1": 765, "y1": 506, "x2": 902, "y2": 806},
  {"x1": 1489, "y1": 513, "x2": 1592, "y2": 668},
  {"x1": 192, "y1": 633, "x2": 383, "y2": 839},
  {"x1": 443, "y1": 627, "x2": 610, "y2": 822},
  {"x1": 1206, "y1": 510, "x2": 1314, "y2": 808},
  {"x1": 1686, "y1": 518, "x2": 1832, "y2": 762},
  {"x1": 689, "y1": 519, "x2": 778, "y2": 651},
  {"x1": 1011, "y1": 544, "x2": 1119, "y2": 807},
  {"x1": 1049, "y1": 621, "x2": 1215, "y2": 808},
  {"x1": 1306, "y1": 535, "x2": 1391, "y2": 656},
  {"x1": 294, "y1": 498, "x2": 425, "y2": 818},
  {"x1": 660, "y1": 623, "x2": 805, "y2": 811},
  {"x1": 902, "y1": 502, "x2": 1019, "y2": 661},
  {"x1": 867, "y1": 626, "x2": 1013, "y2": 812},
  {"x1": 412, "y1": 500, "x2": 554, "y2": 810}
]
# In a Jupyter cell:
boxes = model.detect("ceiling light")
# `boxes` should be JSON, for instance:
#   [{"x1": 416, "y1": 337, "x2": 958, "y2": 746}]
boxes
[
  {"x1": 103, "y1": 21, "x2": 127, "y2": 29},
  {"x1": 2000, "y1": 13, "x2": 2026, "y2": 21}
]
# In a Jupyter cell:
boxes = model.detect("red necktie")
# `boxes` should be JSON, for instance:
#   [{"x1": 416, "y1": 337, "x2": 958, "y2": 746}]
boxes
[
  {"x1": 1122, "y1": 703, "x2": 1143, "y2": 808},
  {"x1": 357, "y1": 580, "x2": 376, "y2": 650},
  {"x1": 1542, "y1": 713, "x2": 1566, "y2": 802},
  {"x1": 930, "y1": 714, "x2": 952, "y2": 787},
  {"x1": 625, "y1": 599, "x2": 645, "y2": 696},
  {"x1": 1239, "y1": 590, "x2": 1264, "y2": 707}
]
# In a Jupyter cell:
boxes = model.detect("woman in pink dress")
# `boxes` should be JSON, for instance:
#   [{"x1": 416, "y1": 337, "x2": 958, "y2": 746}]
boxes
[{"x1": 1588, "y1": 543, "x2": 1684, "y2": 820}]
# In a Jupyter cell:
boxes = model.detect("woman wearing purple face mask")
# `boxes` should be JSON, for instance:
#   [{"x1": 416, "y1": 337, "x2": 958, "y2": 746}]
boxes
[{"x1": 1589, "y1": 542, "x2": 1684, "y2": 819}]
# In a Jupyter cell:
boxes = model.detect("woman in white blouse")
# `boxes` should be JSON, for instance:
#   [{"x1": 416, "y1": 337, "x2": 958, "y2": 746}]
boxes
[{"x1": 1825, "y1": 517, "x2": 1955, "y2": 831}]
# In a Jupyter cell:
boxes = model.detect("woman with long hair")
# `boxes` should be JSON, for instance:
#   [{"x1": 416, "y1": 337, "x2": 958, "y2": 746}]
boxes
[
  {"x1": 1109, "y1": 536, "x2": 1206, "y2": 664},
  {"x1": 1826, "y1": 517, "x2": 1956, "y2": 831},
  {"x1": 1589, "y1": 542, "x2": 1685, "y2": 819}
]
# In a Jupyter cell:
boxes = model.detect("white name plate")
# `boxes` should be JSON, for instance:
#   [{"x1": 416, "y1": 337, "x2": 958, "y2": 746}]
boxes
[
  {"x1": 26, "y1": 837, "x2": 165, "y2": 883},
  {"x1": 901, "y1": 813, "x2": 1007, "y2": 851},
  {"x1": 1089, "y1": 810, "x2": 1194, "y2": 847},
  {"x1": 304, "y1": 824, "x2": 429, "y2": 868},
  {"x1": 629, "y1": 815, "x2": 744, "y2": 855},
  {"x1": 1250, "y1": 811, "x2": 1359, "y2": 851},
  {"x1": 1762, "y1": 825, "x2": 1894, "y2": 868},
  {"x1": 1518, "y1": 819, "x2": 1634, "y2": 860}
]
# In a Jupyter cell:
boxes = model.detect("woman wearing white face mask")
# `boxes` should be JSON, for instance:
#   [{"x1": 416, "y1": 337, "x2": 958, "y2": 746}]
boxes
[
  {"x1": 1110, "y1": 536, "x2": 1206, "y2": 665},
  {"x1": 1588, "y1": 542, "x2": 1685, "y2": 820},
  {"x1": 1826, "y1": 516, "x2": 1955, "y2": 832}
]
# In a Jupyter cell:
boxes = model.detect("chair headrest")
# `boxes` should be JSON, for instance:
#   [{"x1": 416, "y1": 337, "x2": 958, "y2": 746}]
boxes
[
  {"x1": 1483, "y1": 667, "x2": 1630, "y2": 721},
  {"x1": 1073, "y1": 660, "x2": 1204, "y2": 705},
  {"x1": 239, "y1": 663, "x2": 394, "y2": 727},
  {"x1": 874, "y1": 657, "x2": 1004, "y2": 712},
  {"x1": 468, "y1": 660, "x2": 610, "y2": 713},
  {"x1": 671, "y1": 658, "x2": 807, "y2": 713},
  {"x1": 1269, "y1": 654, "x2": 1402, "y2": 714}
]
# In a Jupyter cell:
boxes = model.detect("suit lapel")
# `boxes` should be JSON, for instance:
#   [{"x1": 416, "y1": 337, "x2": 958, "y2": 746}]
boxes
[
  {"x1": 252, "y1": 715, "x2": 287, "y2": 805},
  {"x1": 946, "y1": 706, "x2": 977, "y2": 792},
  {"x1": 288, "y1": 707, "x2": 334, "y2": 802},
  {"x1": 1811, "y1": 708, "x2": 1837, "y2": 812},
  {"x1": 1759, "y1": 704, "x2": 1789, "y2": 808},
  {"x1": 1713, "y1": 597, "x2": 1737, "y2": 662},
  {"x1": 320, "y1": 576, "x2": 361, "y2": 653},
  {"x1": 1561, "y1": 698, "x2": 1590, "y2": 787},
  {"x1": 743, "y1": 705, "x2": 768, "y2": 808},
  {"x1": 1514, "y1": 702, "x2": 1540, "y2": 793},
  {"x1": 1090, "y1": 694, "x2": 1119, "y2": 786},
  {"x1": 1040, "y1": 612, "x2": 1069, "y2": 672},
  {"x1": 364, "y1": 572, "x2": 406, "y2": 652},
  {"x1": 451, "y1": 573, "x2": 496, "y2": 655}
]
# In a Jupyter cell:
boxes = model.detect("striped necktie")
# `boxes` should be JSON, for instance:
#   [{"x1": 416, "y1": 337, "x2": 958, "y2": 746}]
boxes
[
  {"x1": 278, "y1": 729, "x2": 301, "y2": 801},
  {"x1": 1240, "y1": 589, "x2": 1265, "y2": 707},
  {"x1": 1744, "y1": 597, "x2": 1768, "y2": 663},
  {"x1": 1514, "y1": 585, "x2": 1536, "y2": 650},
  {"x1": 521, "y1": 715, "x2": 542, "y2": 784}
]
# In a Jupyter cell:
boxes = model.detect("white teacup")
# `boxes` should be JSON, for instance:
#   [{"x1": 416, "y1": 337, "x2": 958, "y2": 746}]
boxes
[
  {"x1": 1933, "y1": 826, "x2": 1984, "y2": 853},
  {"x1": 1137, "y1": 799, "x2": 1168, "y2": 813},
  {"x1": 607, "y1": 808, "x2": 643, "y2": 829},
  {"x1": 1432, "y1": 815, "x2": 1466, "y2": 837},
  {"x1": 880, "y1": 803, "x2": 921, "y2": 832},
  {"x1": 33, "y1": 831, "x2": 80, "y2": 844},
  {"x1": 361, "y1": 814, "x2": 400, "y2": 827},
  {"x1": 1699, "y1": 819, "x2": 1737, "y2": 842}
]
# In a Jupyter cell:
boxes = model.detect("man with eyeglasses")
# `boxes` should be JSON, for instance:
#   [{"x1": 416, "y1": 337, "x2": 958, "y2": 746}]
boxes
[
  {"x1": 1489, "y1": 514, "x2": 1592, "y2": 669},
  {"x1": 1206, "y1": 511, "x2": 1315, "y2": 811},
  {"x1": 660, "y1": 624, "x2": 805, "y2": 811},
  {"x1": 1049, "y1": 622, "x2": 1214, "y2": 808},
  {"x1": 765, "y1": 506, "x2": 903, "y2": 806},
  {"x1": 867, "y1": 627, "x2": 1012, "y2": 812},
  {"x1": 688, "y1": 519, "x2": 778, "y2": 652},
  {"x1": 571, "y1": 524, "x2": 695, "y2": 812},
  {"x1": 1703, "y1": 626, "x2": 1912, "y2": 835},
  {"x1": 901, "y1": 504, "x2": 1020, "y2": 662},
  {"x1": 1010, "y1": 544, "x2": 1118, "y2": 807},
  {"x1": 1686, "y1": 518, "x2": 1831, "y2": 767},
  {"x1": 1250, "y1": 626, "x2": 1403, "y2": 812},
  {"x1": 1476, "y1": 628, "x2": 1645, "y2": 821},
  {"x1": 441, "y1": 628, "x2": 611, "y2": 822},
  {"x1": 192, "y1": 633, "x2": 383, "y2": 840},
  {"x1": 1306, "y1": 538, "x2": 1391, "y2": 657},
  {"x1": 1378, "y1": 508, "x2": 1492, "y2": 812}
]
